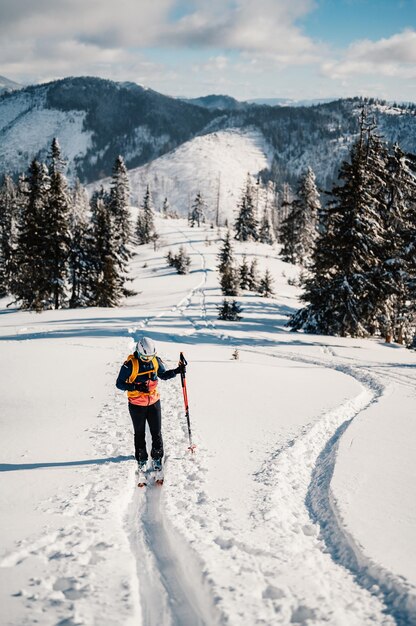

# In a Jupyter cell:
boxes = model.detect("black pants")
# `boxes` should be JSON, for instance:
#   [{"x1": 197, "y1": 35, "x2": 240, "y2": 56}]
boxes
[{"x1": 128, "y1": 400, "x2": 163, "y2": 462}]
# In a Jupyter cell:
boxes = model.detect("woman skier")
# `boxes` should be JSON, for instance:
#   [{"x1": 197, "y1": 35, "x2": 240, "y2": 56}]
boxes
[{"x1": 116, "y1": 336, "x2": 184, "y2": 481}]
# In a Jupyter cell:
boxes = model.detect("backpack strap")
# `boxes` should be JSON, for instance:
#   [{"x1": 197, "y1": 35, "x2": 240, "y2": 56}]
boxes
[
  {"x1": 126, "y1": 354, "x2": 159, "y2": 382},
  {"x1": 126, "y1": 354, "x2": 139, "y2": 383}
]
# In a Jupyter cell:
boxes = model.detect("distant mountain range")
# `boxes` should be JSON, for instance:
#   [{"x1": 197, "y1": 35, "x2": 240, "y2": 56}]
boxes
[
  {"x1": 181, "y1": 95, "x2": 338, "y2": 109},
  {"x1": 0, "y1": 75, "x2": 22, "y2": 95},
  {"x1": 1, "y1": 76, "x2": 415, "y2": 191}
]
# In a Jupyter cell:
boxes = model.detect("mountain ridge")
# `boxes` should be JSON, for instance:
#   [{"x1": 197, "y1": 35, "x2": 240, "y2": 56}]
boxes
[{"x1": 1, "y1": 76, "x2": 415, "y2": 189}]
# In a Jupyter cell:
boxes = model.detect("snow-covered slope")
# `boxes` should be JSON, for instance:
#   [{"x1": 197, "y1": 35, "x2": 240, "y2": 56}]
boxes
[
  {"x1": 1, "y1": 77, "x2": 415, "y2": 189},
  {"x1": 0, "y1": 77, "x2": 214, "y2": 181},
  {"x1": 0, "y1": 75, "x2": 22, "y2": 95},
  {"x1": 1, "y1": 216, "x2": 416, "y2": 626},
  {"x1": 109, "y1": 128, "x2": 272, "y2": 222},
  {"x1": 0, "y1": 87, "x2": 92, "y2": 178}
]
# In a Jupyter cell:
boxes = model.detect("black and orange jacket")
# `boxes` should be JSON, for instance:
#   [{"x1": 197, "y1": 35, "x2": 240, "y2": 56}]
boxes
[{"x1": 116, "y1": 351, "x2": 177, "y2": 405}]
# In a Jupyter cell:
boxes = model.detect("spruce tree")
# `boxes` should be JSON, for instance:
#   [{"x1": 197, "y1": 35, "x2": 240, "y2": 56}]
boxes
[
  {"x1": 0, "y1": 175, "x2": 18, "y2": 296},
  {"x1": 259, "y1": 207, "x2": 275, "y2": 245},
  {"x1": 220, "y1": 265, "x2": 239, "y2": 296},
  {"x1": 258, "y1": 269, "x2": 275, "y2": 297},
  {"x1": 218, "y1": 299, "x2": 242, "y2": 321},
  {"x1": 234, "y1": 175, "x2": 258, "y2": 241},
  {"x1": 162, "y1": 197, "x2": 170, "y2": 217},
  {"x1": 248, "y1": 258, "x2": 260, "y2": 291},
  {"x1": 13, "y1": 160, "x2": 51, "y2": 311},
  {"x1": 89, "y1": 188, "x2": 123, "y2": 307},
  {"x1": 217, "y1": 230, "x2": 234, "y2": 274},
  {"x1": 279, "y1": 202, "x2": 297, "y2": 264},
  {"x1": 109, "y1": 155, "x2": 131, "y2": 262},
  {"x1": 239, "y1": 255, "x2": 251, "y2": 290},
  {"x1": 68, "y1": 179, "x2": 92, "y2": 307},
  {"x1": 379, "y1": 145, "x2": 416, "y2": 343},
  {"x1": 217, "y1": 230, "x2": 239, "y2": 296},
  {"x1": 45, "y1": 138, "x2": 71, "y2": 309},
  {"x1": 166, "y1": 246, "x2": 191, "y2": 274},
  {"x1": 280, "y1": 167, "x2": 320, "y2": 266},
  {"x1": 137, "y1": 185, "x2": 156, "y2": 244},
  {"x1": 290, "y1": 115, "x2": 389, "y2": 336},
  {"x1": 189, "y1": 192, "x2": 206, "y2": 227}
]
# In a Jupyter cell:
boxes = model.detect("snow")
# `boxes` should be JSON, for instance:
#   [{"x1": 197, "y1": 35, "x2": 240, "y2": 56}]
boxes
[
  {"x1": 0, "y1": 90, "x2": 92, "y2": 176},
  {"x1": 90, "y1": 128, "x2": 273, "y2": 223},
  {"x1": 1, "y1": 216, "x2": 416, "y2": 626}
]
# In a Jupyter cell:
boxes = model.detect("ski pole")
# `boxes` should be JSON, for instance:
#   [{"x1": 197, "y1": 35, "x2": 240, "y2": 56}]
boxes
[{"x1": 179, "y1": 352, "x2": 196, "y2": 453}]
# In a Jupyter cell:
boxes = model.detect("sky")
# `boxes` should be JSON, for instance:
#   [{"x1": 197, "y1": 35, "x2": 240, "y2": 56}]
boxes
[{"x1": 0, "y1": 0, "x2": 415, "y2": 102}]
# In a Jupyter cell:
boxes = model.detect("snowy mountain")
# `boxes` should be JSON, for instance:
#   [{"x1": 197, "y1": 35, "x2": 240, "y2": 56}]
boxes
[
  {"x1": 0, "y1": 76, "x2": 214, "y2": 181},
  {"x1": 0, "y1": 75, "x2": 22, "y2": 95},
  {"x1": 1, "y1": 216, "x2": 415, "y2": 626},
  {"x1": 1, "y1": 77, "x2": 416, "y2": 190},
  {"x1": 90, "y1": 128, "x2": 273, "y2": 222},
  {"x1": 180, "y1": 94, "x2": 249, "y2": 111},
  {"x1": 248, "y1": 97, "x2": 338, "y2": 107}
]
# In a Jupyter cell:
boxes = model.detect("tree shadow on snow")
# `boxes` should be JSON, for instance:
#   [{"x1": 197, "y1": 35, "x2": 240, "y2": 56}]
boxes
[{"x1": 0, "y1": 455, "x2": 134, "y2": 472}]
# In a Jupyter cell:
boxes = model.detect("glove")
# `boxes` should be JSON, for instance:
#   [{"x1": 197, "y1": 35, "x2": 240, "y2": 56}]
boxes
[
  {"x1": 134, "y1": 381, "x2": 149, "y2": 392},
  {"x1": 175, "y1": 362, "x2": 186, "y2": 375}
]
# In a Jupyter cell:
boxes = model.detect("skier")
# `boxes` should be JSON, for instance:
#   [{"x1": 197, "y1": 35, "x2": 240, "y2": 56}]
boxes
[{"x1": 116, "y1": 337, "x2": 184, "y2": 477}]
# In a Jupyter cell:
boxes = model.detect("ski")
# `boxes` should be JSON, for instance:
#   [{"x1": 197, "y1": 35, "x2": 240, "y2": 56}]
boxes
[
  {"x1": 136, "y1": 460, "x2": 165, "y2": 487},
  {"x1": 136, "y1": 463, "x2": 148, "y2": 488},
  {"x1": 152, "y1": 459, "x2": 164, "y2": 486}
]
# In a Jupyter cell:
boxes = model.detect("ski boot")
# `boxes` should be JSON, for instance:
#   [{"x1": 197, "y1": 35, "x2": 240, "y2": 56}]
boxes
[
  {"x1": 152, "y1": 458, "x2": 164, "y2": 485},
  {"x1": 136, "y1": 460, "x2": 147, "y2": 488}
]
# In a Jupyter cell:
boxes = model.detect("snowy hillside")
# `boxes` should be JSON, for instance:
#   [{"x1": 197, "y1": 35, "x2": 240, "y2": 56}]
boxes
[
  {"x1": 91, "y1": 128, "x2": 273, "y2": 222},
  {"x1": 1, "y1": 77, "x2": 415, "y2": 189},
  {"x1": 0, "y1": 86, "x2": 93, "y2": 178},
  {"x1": 1, "y1": 216, "x2": 416, "y2": 626},
  {"x1": 0, "y1": 77, "x2": 214, "y2": 182},
  {"x1": 0, "y1": 76, "x2": 22, "y2": 95}
]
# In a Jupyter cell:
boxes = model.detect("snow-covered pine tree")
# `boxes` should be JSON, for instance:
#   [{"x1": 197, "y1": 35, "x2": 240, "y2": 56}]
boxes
[
  {"x1": 379, "y1": 145, "x2": 416, "y2": 343},
  {"x1": 280, "y1": 167, "x2": 320, "y2": 266},
  {"x1": 109, "y1": 155, "x2": 132, "y2": 263},
  {"x1": 68, "y1": 179, "x2": 92, "y2": 308},
  {"x1": 290, "y1": 114, "x2": 389, "y2": 337},
  {"x1": 162, "y1": 197, "x2": 170, "y2": 217},
  {"x1": 234, "y1": 175, "x2": 258, "y2": 241},
  {"x1": 247, "y1": 258, "x2": 260, "y2": 291},
  {"x1": 258, "y1": 269, "x2": 275, "y2": 297},
  {"x1": 13, "y1": 160, "x2": 51, "y2": 311},
  {"x1": 0, "y1": 175, "x2": 18, "y2": 296},
  {"x1": 218, "y1": 299, "x2": 242, "y2": 321},
  {"x1": 44, "y1": 138, "x2": 71, "y2": 309},
  {"x1": 217, "y1": 230, "x2": 234, "y2": 274},
  {"x1": 299, "y1": 167, "x2": 320, "y2": 259},
  {"x1": 137, "y1": 185, "x2": 156, "y2": 244},
  {"x1": 275, "y1": 182, "x2": 293, "y2": 242},
  {"x1": 259, "y1": 207, "x2": 275, "y2": 245},
  {"x1": 166, "y1": 246, "x2": 191, "y2": 274},
  {"x1": 217, "y1": 230, "x2": 238, "y2": 296},
  {"x1": 279, "y1": 203, "x2": 297, "y2": 263},
  {"x1": 239, "y1": 255, "x2": 251, "y2": 290},
  {"x1": 88, "y1": 187, "x2": 124, "y2": 307},
  {"x1": 220, "y1": 264, "x2": 239, "y2": 296},
  {"x1": 189, "y1": 192, "x2": 206, "y2": 227}
]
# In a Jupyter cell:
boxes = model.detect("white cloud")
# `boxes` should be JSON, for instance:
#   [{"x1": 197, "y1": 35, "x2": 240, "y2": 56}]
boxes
[
  {"x1": 322, "y1": 30, "x2": 416, "y2": 80},
  {"x1": 0, "y1": 0, "x2": 323, "y2": 85},
  {"x1": 0, "y1": 0, "x2": 174, "y2": 46},
  {"x1": 167, "y1": 0, "x2": 323, "y2": 64}
]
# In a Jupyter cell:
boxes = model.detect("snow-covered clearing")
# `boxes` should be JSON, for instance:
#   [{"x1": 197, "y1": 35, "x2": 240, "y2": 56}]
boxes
[
  {"x1": 90, "y1": 128, "x2": 273, "y2": 222},
  {"x1": 1, "y1": 216, "x2": 415, "y2": 626}
]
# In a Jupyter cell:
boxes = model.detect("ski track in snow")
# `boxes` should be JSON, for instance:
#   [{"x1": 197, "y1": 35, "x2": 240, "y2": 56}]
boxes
[
  {"x1": 242, "y1": 348, "x2": 416, "y2": 626},
  {"x1": 122, "y1": 232, "x2": 225, "y2": 625},
  {"x1": 146, "y1": 226, "x2": 415, "y2": 625},
  {"x1": 2, "y1": 222, "x2": 415, "y2": 626}
]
